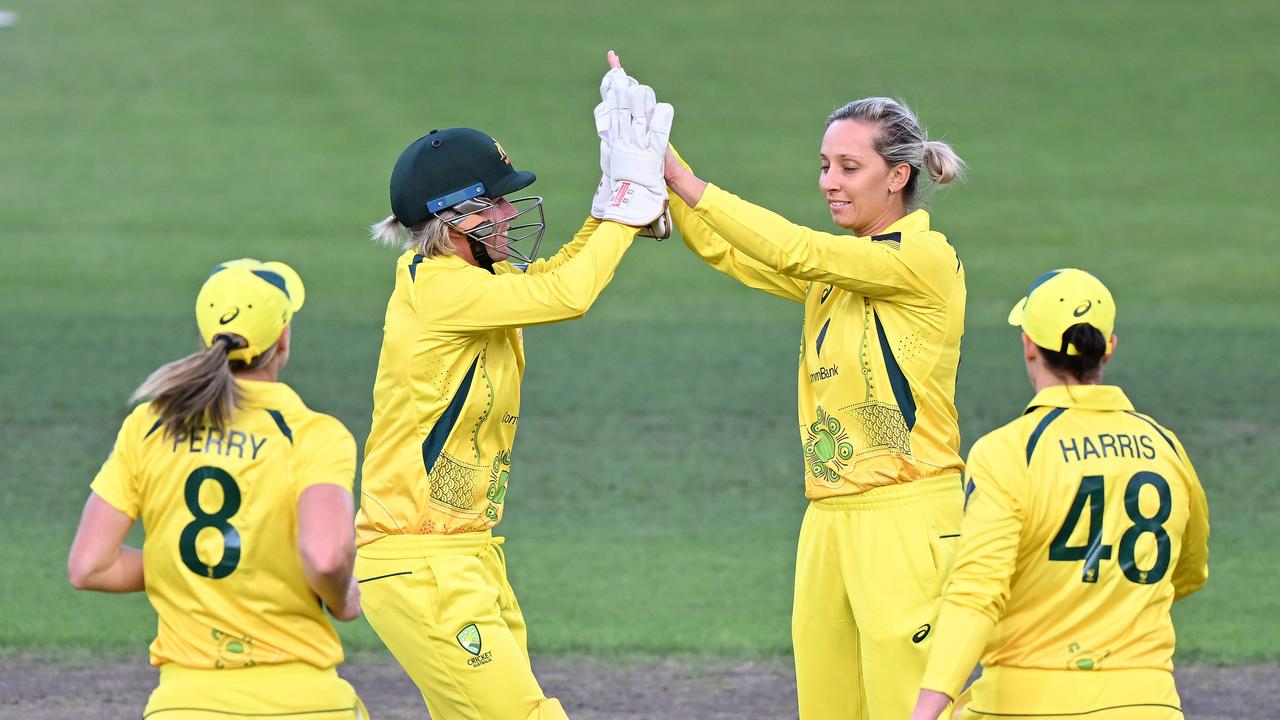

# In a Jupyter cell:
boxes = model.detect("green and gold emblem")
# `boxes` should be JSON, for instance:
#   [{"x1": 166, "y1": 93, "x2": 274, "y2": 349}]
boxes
[
  {"x1": 212, "y1": 628, "x2": 255, "y2": 669},
  {"x1": 804, "y1": 406, "x2": 855, "y2": 484},
  {"x1": 484, "y1": 450, "x2": 512, "y2": 522},
  {"x1": 1066, "y1": 642, "x2": 1110, "y2": 671},
  {"x1": 457, "y1": 623, "x2": 482, "y2": 656}
]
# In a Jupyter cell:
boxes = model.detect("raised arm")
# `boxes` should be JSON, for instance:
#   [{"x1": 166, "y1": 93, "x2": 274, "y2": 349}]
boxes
[
  {"x1": 420, "y1": 221, "x2": 637, "y2": 332},
  {"x1": 496, "y1": 217, "x2": 600, "y2": 276},
  {"x1": 666, "y1": 147, "x2": 805, "y2": 303},
  {"x1": 668, "y1": 162, "x2": 954, "y2": 306}
]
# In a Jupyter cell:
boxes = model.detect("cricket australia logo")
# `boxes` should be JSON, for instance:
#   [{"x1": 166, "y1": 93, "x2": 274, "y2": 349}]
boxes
[
  {"x1": 804, "y1": 406, "x2": 855, "y2": 484},
  {"x1": 457, "y1": 623, "x2": 493, "y2": 667}
]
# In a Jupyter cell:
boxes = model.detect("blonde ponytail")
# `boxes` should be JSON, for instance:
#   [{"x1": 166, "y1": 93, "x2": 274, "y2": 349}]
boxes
[
  {"x1": 923, "y1": 140, "x2": 966, "y2": 184},
  {"x1": 369, "y1": 213, "x2": 457, "y2": 258},
  {"x1": 130, "y1": 334, "x2": 276, "y2": 438}
]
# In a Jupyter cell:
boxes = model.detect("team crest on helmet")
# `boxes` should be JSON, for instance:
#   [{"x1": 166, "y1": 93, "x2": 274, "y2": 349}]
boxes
[{"x1": 493, "y1": 139, "x2": 510, "y2": 165}]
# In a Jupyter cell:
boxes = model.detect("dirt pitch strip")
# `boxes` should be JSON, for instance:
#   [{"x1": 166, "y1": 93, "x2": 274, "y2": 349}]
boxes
[{"x1": 1, "y1": 655, "x2": 1275, "y2": 719}]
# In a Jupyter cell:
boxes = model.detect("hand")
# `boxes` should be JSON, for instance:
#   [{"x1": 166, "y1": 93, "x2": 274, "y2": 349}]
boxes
[
  {"x1": 328, "y1": 578, "x2": 362, "y2": 622},
  {"x1": 600, "y1": 60, "x2": 674, "y2": 228},
  {"x1": 909, "y1": 689, "x2": 953, "y2": 720}
]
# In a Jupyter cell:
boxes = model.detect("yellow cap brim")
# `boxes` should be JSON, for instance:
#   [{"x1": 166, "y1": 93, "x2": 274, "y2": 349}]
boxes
[{"x1": 1007, "y1": 298, "x2": 1028, "y2": 327}]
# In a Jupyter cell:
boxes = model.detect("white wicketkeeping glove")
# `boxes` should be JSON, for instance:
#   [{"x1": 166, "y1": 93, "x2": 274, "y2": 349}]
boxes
[
  {"x1": 592, "y1": 68, "x2": 671, "y2": 239},
  {"x1": 591, "y1": 67, "x2": 633, "y2": 220},
  {"x1": 600, "y1": 74, "x2": 674, "y2": 230}
]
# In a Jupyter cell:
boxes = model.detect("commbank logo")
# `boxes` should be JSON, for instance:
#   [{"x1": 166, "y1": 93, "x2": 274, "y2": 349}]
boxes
[{"x1": 912, "y1": 624, "x2": 931, "y2": 643}]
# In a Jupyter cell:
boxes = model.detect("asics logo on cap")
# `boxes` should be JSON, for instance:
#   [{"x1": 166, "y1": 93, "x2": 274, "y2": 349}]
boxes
[
  {"x1": 219, "y1": 308, "x2": 240, "y2": 325},
  {"x1": 1073, "y1": 301, "x2": 1092, "y2": 317}
]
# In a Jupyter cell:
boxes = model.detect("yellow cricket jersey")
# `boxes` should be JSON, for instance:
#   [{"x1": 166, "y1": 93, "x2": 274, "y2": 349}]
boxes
[
  {"x1": 672, "y1": 184, "x2": 966, "y2": 498},
  {"x1": 356, "y1": 219, "x2": 635, "y2": 544},
  {"x1": 921, "y1": 385, "x2": 1211, "y2": 698},
  {"x1": 89, "y1": 380, "x2": 356, "y2": 670}
]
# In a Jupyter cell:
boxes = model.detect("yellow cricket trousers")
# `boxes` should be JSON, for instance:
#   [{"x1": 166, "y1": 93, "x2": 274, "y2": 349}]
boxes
[
  {"x1": 143, "y1": 661, "x2": 367, "y2": 718},
  {"x1": 957, "y1": 666, "x2": 1182, "y2": 719},
  {"x1": 354, "y1": 531, "x2": 568, "y2": 720},
  {"x1": 792, "y1": 474, "x2": 963, "y2": 720}
]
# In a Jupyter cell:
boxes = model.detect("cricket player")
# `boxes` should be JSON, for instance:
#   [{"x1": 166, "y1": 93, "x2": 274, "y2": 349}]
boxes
[
  {"x1": 353, "y1": 63, "x2": 671, "y2": 719},
  {"x1": 650, "y1": 66, "x2": 969, "y2": 718},
  {"x1": 68, "y1": 260, "x2": 367, "y2": 718},
  {"x1": 911, "y1": 269, "x2": 1210, "y2": 720}
]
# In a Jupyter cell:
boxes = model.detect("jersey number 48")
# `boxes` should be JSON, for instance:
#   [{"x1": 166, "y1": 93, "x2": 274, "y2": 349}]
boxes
[{"x1": 1049, "y1": 471, "x2": 1171, "y2": 584}]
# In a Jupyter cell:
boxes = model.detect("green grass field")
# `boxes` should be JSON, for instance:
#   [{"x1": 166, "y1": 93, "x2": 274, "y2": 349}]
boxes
[{"x1": 2, "y1": 0, "x2": 1277, "y2": 665}]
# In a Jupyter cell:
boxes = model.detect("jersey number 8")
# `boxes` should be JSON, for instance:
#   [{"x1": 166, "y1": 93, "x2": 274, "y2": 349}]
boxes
[
  {"x1": 1049, "y1": 471, "x2": 1171, "y2": 585},
  {"x1": 179, "y1": 466, "x2": 243, "y2": 579}
]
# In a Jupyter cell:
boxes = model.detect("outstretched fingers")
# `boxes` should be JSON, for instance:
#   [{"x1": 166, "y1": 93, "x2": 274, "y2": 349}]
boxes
[{"x1": 648, "y1": 102, "x2": 675, "y2": 152}]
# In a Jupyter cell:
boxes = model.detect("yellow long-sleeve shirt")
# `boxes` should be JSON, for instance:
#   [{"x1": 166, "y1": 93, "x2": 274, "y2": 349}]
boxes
[
  {"x1": 355, "y1": 219, "x2": 636, "y2": 544},
  {"x1": 921, "y1": 385, "x2": 1211, "y2": 698},
  {"x1": 672, "y1": 183, "x2": 966, "y2": 498},
  {"x1": 91, "y1": 381, "x2": 356, "y2": 670}
]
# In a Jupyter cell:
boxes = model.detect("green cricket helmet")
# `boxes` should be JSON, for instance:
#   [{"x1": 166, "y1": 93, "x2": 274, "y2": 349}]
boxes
[{"x1": 389, "y1": 128, "x2": 545, "y2": 271}]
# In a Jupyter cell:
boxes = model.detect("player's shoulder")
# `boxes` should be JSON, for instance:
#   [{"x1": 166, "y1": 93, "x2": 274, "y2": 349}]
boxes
[
  {"x1": 283, "y1": 397, "x2": 355, "y2": 450},
  {"x1": 966, "y1": 422, "x2": 1021, "y2": 469},
  {"x1": 120, "y1": 401, "x2": 164, "y2": 439},
  {"x1": 1122, "y1": 407, "x2": 1180, "y2": 443},
  {"x1": 1123, "y1": 406, "x2": 1193, "y2": 466},
  {"x1": 968, "y1": 406, "x2": 1066, "y2": 471}
]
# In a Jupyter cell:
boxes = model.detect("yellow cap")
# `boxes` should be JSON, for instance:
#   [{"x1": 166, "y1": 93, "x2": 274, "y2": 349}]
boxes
[
  {"x1": 1008, "y1": 268, "x2": 1115, "y2": 355},
  {"x1": 195, "y1": 259, "x2": 305, "y2": 363}
]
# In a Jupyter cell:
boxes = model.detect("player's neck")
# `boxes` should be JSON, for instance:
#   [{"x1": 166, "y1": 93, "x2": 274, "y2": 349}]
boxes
[
  {"x1": 1031, "y1": 370, "x2": 1103, "y2": 393},
  {"x1": 234, "y1": 365, "x2": 280, "y2": 383}
]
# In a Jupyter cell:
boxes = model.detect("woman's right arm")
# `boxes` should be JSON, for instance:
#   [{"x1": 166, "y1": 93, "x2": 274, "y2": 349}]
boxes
[
  {"x1": 421, "y1": 221, "x2": 639, "y2": 332},
  {"x1": 70, "y1": 410, "x2": 146, "y2": 592},
  {"x1": 667, "y1": 147, "x2": 806, "y2": 303},
  {"x1": 297, "y1": 484, "x2": 360, "y2": 621},
  {"x1": 667, "y1": 151, "x2": 954, "y2": 306},
  {"x1": 68, "y1": 493, "x2": 143, "y2": 592},
  {"x1": 295, "y1": 417, "x2": 360, "y2": 621}
]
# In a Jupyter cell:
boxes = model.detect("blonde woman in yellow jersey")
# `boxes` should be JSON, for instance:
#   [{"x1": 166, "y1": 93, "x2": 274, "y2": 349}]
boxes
[
  {"x1": 657, "y1": 81, "x2": 968, "y2": 719},
  {"x1": 912, "y1": 269, "x2": 1210, "y2": 720},
  {"x1": 354, "y1": 67, "x2": 671, "y2": 720},
  {"x1": 67, "y1": 259, "x2": 367, "y2": 719}
]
